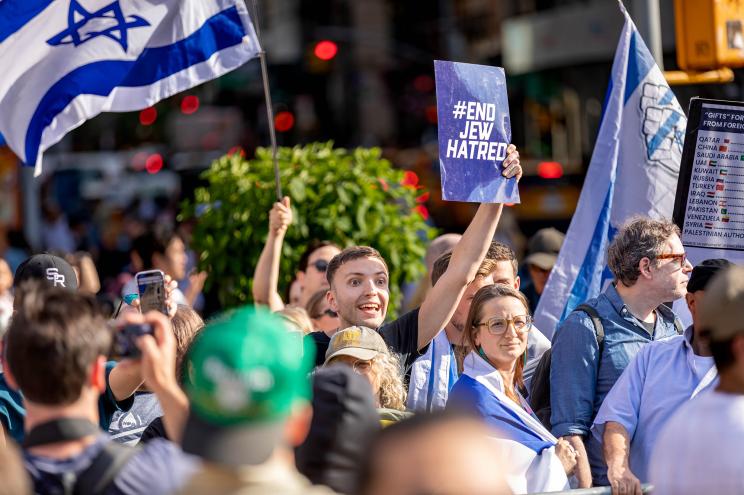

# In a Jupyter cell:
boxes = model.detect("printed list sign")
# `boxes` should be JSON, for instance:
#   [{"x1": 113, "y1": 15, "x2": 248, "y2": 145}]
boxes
[{"x1": 434, "y1": 60, "x2": 519, "y2": 203}]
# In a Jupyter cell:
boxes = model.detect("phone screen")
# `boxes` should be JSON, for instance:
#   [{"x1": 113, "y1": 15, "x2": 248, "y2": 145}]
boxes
[{"x1": 136, "y1": 271, "x2": 167, "y2": 315}]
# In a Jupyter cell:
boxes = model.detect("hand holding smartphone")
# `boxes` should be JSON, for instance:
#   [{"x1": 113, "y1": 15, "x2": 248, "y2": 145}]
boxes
[{"x1": 135, "y1": 269, "x2": 168, "y2": 315}]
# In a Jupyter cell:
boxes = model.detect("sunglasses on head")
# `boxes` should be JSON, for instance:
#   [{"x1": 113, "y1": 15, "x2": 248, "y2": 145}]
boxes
[{"x1": 311, "y1": 259, "x2": 329, "y2": 273}]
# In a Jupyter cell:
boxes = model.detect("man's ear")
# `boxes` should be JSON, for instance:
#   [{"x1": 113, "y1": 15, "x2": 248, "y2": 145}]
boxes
[
  {"x1": 90, "y1": 356, "x2": 107, "y2": 393},
  {"x1": 731, "y1": 335, "x2": 744, "y2": 363},
  {"x1": 685, "y1": 292, "x2": 695, "y2": 313},
  {"x1": 514, "y1": 275, "x2": 521, "y2": 290},
  {"x1": 284, "y1": 403, "x2": 313, "y2": 447},
  {"x1": 638, "y1": 257, "x2": 653, "y2": 280},
  {"x1": 326, "y1": 288, "x2": 338, "y2": 312}
]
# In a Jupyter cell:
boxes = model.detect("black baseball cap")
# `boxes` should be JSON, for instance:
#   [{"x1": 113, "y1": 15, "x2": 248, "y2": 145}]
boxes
[
  {"x1": 687, "y1": 259, "x2": 732, "y2": 293},
  {"x1": 13, "y1": 254, "x2": 78, "y2": 291}
]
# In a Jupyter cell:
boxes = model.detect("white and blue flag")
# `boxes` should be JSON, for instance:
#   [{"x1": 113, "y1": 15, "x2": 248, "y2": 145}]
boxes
[
  {"x1": 0, "y1": 0, "x2": 260, "y2": 175},
  {"x1": 449, "y1": 352, "x2": 570, "y2": 493},
  {"x1": 534, "y1": 6, "x2": 686, "y2": 338}
]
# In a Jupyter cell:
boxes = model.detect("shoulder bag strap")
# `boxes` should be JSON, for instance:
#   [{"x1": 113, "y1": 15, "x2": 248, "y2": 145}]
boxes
[{"x1": 73, "y1": 441, "x2": 139, "y2": 495}]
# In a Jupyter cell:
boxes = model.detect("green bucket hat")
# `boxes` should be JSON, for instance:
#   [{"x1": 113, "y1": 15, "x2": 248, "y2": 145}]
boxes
[{"x1": 182, "y1": 306, "x2": 315, "y2": 466}]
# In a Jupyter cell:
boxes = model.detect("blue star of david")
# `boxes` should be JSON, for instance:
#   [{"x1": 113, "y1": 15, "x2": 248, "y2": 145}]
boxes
[{"x1": 47, "y1": 0, "x2": 150, "y2": 53}]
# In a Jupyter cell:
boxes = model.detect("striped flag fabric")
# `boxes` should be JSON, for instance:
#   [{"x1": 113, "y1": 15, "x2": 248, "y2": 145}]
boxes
[
  {"x1": 0, "y1": 0, "x2": 260, "y2": 175},
  {"x1": 534, "y1": 5, "x2": 686, "y2": 337},
  {"x1": 449, "y1": 353, "x2": 570, "y2": 493}
]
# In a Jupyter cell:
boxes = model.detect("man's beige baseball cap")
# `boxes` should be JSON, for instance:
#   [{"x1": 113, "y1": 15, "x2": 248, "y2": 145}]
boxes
[
  {"x1": 325, "y1": 326, "x2": 389, "y2": 363},
  {"x1": 699, "y1": 265, "x2": 744, "y2": 342}
]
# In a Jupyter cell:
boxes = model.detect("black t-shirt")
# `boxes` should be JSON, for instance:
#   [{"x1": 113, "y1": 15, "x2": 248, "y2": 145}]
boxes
[
  {"x1": 307, "y1": 331, "x2": 332, "y2": 368},
  {"x1": 307, "y1": 308, "x2": 423, "y2": 380},
  {"x1": 378, "y1": 308, "x2": 421, "y2": 381}
]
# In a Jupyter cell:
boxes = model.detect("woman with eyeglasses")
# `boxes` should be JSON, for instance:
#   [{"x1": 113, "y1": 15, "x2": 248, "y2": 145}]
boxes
[
  {"x1": 323, "y1": 326, "x2": 410, "y2": 425},
  {"x1": 447, "y1": 284, "x2": 576, "y2": 493}
]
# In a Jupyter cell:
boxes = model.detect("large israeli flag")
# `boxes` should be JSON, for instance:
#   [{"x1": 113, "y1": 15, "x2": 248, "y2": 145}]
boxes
[
  {"x1": 449, "y1": 353, "x2": 570, "y2": 493},
  {"x1": 534, "y1": 6, "x2": 686, "y2": 338},
  {"x1": 0, "y1": 0, "x2": 260, "y2": 175}
]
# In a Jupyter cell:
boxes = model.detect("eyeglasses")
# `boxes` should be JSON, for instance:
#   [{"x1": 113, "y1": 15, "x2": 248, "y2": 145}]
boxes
[
  {"x1": 352, "y1": 360, "x2": 372, "y2": 375},
  {"x1": 476, "y1": 315, "x2": 533, "y2": 335},
  {"x1": 656, "y1": 252, "x2": 687, "y2": 268},
  {"x1": 311, "y1": 259, "x2": 329, "y2": 273}
]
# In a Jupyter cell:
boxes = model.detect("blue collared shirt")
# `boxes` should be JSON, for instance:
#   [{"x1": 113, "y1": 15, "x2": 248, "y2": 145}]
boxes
[
  {"x1": 549, "y1": 283, "x2": 681, "y2": 484},
  {"x1": 590, "y1": 326, "x2": 716, "y2": 483}
]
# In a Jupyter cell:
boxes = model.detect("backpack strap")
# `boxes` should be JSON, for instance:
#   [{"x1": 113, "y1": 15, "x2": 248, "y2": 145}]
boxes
[
  {"x1": 73, "y1": 441, "x2": 139, "y2": 495},
  {"x1": 575, "y1": 303, "x2": 605, "y2": 355},
  {"x1": 673, "y1": 317, "x2": 684, "y2": 335}
]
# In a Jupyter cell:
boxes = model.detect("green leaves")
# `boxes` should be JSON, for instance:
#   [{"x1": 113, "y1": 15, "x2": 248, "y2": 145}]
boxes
[{"x1": 181, "y1": 142, "x2": 437, "y2": 316}]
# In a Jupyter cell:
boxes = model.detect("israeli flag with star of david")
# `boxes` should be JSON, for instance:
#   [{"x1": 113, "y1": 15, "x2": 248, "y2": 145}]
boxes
[
  {"x1": 533, "y1": 5, "x2": 686, "y2": 338},
  {"x1": 0, "y1": 0, "x2": 260, "y2": 175}
]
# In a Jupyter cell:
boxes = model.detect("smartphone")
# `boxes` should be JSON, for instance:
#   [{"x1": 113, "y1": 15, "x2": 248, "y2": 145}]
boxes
[
  {"x1": 111, "y1": 323, "x2": 154, "y2": 359},
  {"x1": 135, "y1": 269, "x2": 167, "y2": 315}
]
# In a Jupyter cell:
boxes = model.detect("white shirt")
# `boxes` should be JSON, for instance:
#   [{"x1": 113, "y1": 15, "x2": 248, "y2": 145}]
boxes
[
  {"x1": 650, "y1": 390, "x2": 744, "y2": 495},
  {"x1": 591, "y1": 327, "x2": 717, "y2": 482}
]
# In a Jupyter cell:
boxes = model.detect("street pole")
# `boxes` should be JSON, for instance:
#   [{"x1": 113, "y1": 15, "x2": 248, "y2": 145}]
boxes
[
  {"x1": 248, "y1": 0, "x2": 282, "y2": 200},
  {"x1": 632, "y1": 0, "x2": 664, "y2": 69}
]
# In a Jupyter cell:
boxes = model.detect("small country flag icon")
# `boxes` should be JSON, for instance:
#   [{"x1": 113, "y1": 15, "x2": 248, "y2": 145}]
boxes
[
  {"x1": 722, "y1": 216, "x2": 730, "y2": 223},
  {"x1": 705, "y1": 222, "x2": 714, "y2": 229},
  {"x1": 724, "y1": 138, "x2": 731, "y2": 143},
  {"x1": 707, "y1": 191, "x2": 716, "y2": 198},
  {"x1": 720, "y1": 200, "x2": 728, "y2": 207},
  {"x1": 721, "y1": 169, "x2": 729, "y2": 176},
  {"x1": 717, "y1": 184, "x2": 725, "y2": 191},
  {"x1": 722, "y1": 208, "x2": 728, "y2": 215},
  {"x1": 720, "y1": 145, "x2": 729, "y2": 152},
  {"x1": 709, "y1": 160, "x2": 718, "y2": 166}
]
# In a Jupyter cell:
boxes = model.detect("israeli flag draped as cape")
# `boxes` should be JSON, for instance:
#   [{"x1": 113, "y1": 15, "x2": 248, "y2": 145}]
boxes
[
  {"x1": 533, "y1": 5, "x2": 686, "y2": 338},
  {"x1": 449, "y1": 352, "x2": 569, "y2": 493},
  {"x1": 0, "y1": 0, "x2": 260, "y2": 175}
]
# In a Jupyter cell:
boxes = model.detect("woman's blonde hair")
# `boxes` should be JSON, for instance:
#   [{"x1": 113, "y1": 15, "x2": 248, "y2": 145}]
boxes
[
  {"x1": 276, "y1": 306, "x2": 315, "y2": 335},
  {"x1": 328, "y1": 350, "x2": 407, "y2": 411},
  {"x1": 463, "y1": 284, "x2": 530, "y2": 404},
  {"x1": 372, "y1": 352, "x2": 406, "y2": 411}
]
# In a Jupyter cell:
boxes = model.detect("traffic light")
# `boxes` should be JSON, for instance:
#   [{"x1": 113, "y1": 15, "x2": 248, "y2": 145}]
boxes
[
  {"x1": 313, "y1": 40, "x2": 338, "y2": 61},
  {"x1": 674, "y1": 0, "x2": 744, "y2": 70}
]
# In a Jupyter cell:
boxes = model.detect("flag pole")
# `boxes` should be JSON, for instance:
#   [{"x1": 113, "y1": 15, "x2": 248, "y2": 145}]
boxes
[{"x1": 248, "y1": 0, "x2": 282, "y2": 200}]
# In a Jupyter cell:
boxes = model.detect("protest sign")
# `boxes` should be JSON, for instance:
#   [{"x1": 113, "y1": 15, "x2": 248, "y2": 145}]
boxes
[
  {"x1": 672, "y1": 97, "x2": 744, "y2": 325},
  {"x1": 434, "y1": 61, "x2": 518, "y2": 203}
]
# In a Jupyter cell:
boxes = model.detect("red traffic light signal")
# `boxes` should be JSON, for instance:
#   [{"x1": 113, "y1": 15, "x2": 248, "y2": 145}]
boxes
[{"x1": 314, "y1": 40, "x2": 338, "y2": 61}]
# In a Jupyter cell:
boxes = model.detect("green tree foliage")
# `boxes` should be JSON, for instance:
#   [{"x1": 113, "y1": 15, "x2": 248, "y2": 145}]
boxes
[{"x1": 180, "y1": 142, "x2": 437, "y2": 315}]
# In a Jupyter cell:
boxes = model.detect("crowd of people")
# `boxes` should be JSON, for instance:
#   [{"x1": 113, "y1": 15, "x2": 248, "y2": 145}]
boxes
[{"x1": 0, "y1": 144, "x2": 743, "y2": 495}]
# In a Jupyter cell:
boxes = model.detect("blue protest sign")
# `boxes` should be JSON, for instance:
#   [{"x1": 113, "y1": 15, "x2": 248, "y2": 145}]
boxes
[{"x1": 435, "y1": 60, "x2": 518, "y2": 203}]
